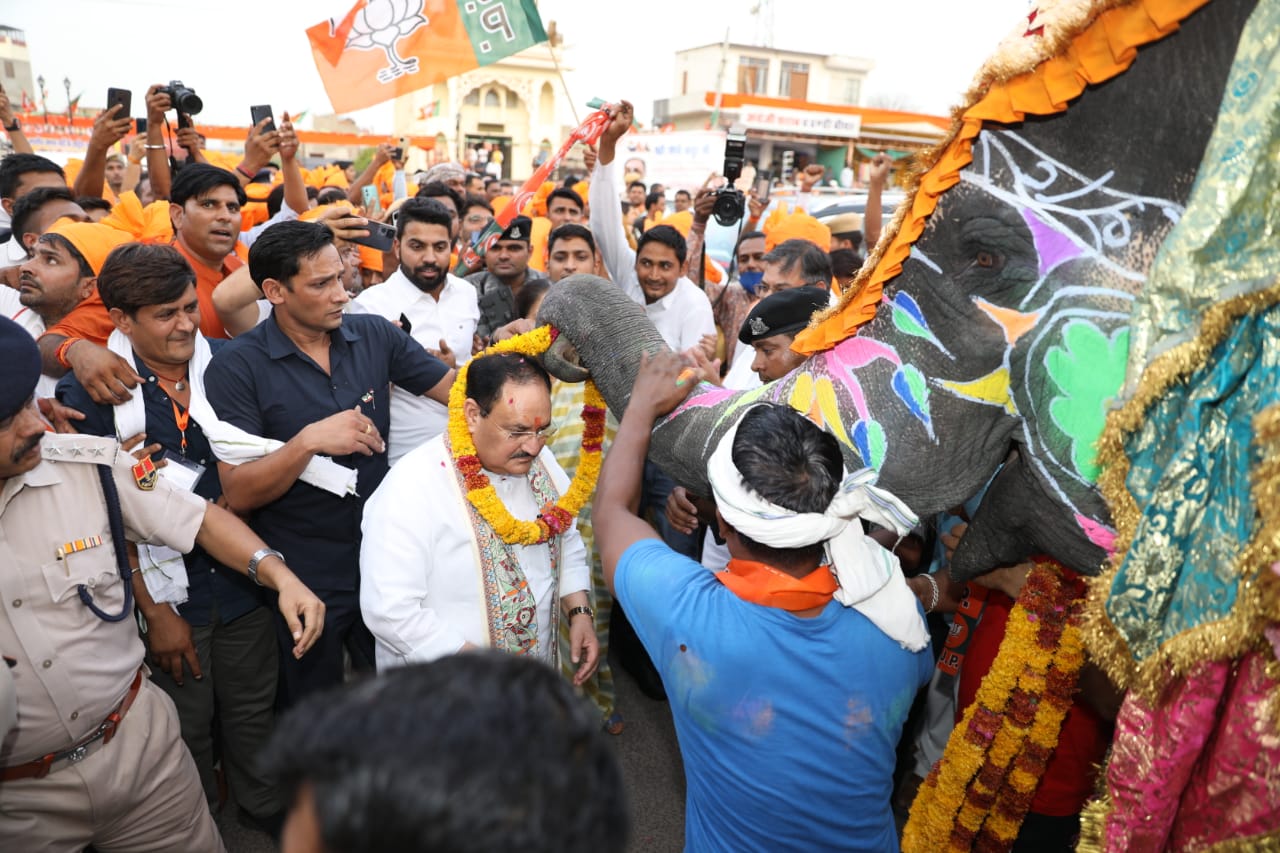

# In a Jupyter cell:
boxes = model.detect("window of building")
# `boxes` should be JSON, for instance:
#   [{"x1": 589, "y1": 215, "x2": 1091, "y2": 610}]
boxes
[
  {"x1": 682, "y1": 70, "x2": 688, "y2": 96},
  {"x1": 737, "y1": 57, "x2": 768, "y2": 96},
  {"x1": 836, "y1": 76, "x2": 861, "y2": 105},
  {"x1": 484, "y1": 89, "x2": 500, "y2": 108},
  {"x1": 2, "y1": 61, "x2": 12, "y2": 78},
  {"x1": 780, "y1": 61, "x2": 809, "y2": 100},
  {"x1": 505, "y1": 90, "x2": 518, "y2": 109},
  {"x1": 463, "y1": 89, "x2": 481, "y2": 106}
]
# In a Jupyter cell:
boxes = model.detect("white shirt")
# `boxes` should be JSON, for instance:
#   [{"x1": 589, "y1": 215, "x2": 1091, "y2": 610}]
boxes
[
  {"x1": 359, "y1": 434, "x2": 590, "y2": 670},
  {"x1": 722, "y1": 339, "x2": 763, "y2": 392},
  {"x1": 0, "y1": 235, "x2": 27, "y2": 269},
  {"x1": 589, "y1": 158, "x2": 716, "y2": 352},
  {"x1": 353, "y1": 269, "x2": 479, "y2": 463},
  {"x1": 2, "y1": 287, "x2": 56, "y2": 398}
]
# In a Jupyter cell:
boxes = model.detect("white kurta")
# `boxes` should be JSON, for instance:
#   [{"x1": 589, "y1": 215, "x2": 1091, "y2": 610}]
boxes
[
  {"x1": 589, "y1": 157, "x2": 716, "y2": 352},
  {"x1": 353, "y1": 270, "x2": 480, "y2": 463},
  {"x1": 359, "y1": 433, "x2": 590, "y2": 670}
]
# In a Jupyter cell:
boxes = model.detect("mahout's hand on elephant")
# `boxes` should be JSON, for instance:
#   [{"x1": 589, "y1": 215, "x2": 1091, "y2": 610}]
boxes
[
  {"x1": 940, "y1": 522, "x2": 966, "y2": 564},
  {"x1": 631, "y1": 350, "x2": 698, "y2": 418},
  {"x1": 683, "y1": 343, "x2": 722, "y2": 385},
  {"x1": 665, "y1": 486, "x2": 700, "y2": 535},
  {"x1": 972, "y1": 562, "x2": 1032, "y2": 600}
]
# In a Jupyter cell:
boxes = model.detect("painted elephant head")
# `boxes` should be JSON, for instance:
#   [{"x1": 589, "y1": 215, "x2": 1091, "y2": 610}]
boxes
[{"x1": 538, "y1": 0, "x2": 1254, "y2": 580}]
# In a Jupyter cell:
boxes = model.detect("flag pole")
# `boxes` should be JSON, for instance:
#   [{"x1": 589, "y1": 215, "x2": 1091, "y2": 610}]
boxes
[{"x1": 548, "y1": 40, "x2": 579, "y2": 126}]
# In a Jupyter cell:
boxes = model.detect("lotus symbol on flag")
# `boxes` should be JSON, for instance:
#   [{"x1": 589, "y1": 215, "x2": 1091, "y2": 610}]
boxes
[{"x1": 343, "y1": 0, "x2": 429, "y2": 83}]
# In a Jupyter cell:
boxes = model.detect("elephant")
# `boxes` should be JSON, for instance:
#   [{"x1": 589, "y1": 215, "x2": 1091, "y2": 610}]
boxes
[{"x1": 538, "y1": 0, "x2": 1258, "y2": 581}]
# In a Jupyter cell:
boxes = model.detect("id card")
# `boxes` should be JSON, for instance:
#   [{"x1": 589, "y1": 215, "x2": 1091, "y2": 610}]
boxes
[{"x1": 157, "y1": 451, "x2": 205, "y2": 492}]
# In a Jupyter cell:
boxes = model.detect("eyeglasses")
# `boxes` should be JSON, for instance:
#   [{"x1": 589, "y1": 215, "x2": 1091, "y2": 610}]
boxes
[
  {"x1": 465, "y1": 214, "x2": 492, "y2": 224},
  {"x1": 495, "y1": 423, "x2": 558, "y2": 443}
]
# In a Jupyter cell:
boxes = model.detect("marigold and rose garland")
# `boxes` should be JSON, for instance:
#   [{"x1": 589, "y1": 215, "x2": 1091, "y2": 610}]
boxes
[
  {"x1": 903, "y1": 562, "x2": 1087, "y2": 853},
  {"x1": 447, "y1": 326, "x2": 606, "y2": 546}
]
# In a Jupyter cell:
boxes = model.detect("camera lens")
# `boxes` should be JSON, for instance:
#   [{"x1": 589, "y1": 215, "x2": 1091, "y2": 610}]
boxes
[{"x1": 176, "y1": 88, "x2": 203, "y2": 115}]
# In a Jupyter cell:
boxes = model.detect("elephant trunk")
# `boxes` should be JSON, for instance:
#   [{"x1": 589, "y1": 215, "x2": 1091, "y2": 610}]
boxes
[{"x1": 537, "y1": 274, "x2": 669, "y2": 417}]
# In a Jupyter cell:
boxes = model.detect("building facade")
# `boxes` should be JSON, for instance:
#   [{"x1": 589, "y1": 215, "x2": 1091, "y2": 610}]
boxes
[
  {"x1": 392, "y1": 41, "x2": 576, "y2": 180},
  {"x1": 0, "y1": 26, "x2": 35, "y2": 109},
  {"x1": 656, "y1": 42, "x2": 946, "y2": 184}
]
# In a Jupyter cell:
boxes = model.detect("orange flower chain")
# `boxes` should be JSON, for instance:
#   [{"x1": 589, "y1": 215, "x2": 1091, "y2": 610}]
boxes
[
  {"x1": 903, "y1": 563, "x2": 1087, "y2": 852},
  {"x1": 448, "y1": 326, "x2": 605, "y2": 546}
]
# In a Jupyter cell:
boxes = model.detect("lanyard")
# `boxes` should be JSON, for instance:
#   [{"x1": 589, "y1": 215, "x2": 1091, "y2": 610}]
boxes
[{"x1": 170, "y1": 398, "x2": 189, "y2": 453}]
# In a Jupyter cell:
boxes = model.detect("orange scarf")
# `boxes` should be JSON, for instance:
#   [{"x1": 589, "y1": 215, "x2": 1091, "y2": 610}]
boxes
[{"x1": 716, "y1": 560, "x2": 838, "y2": 612}]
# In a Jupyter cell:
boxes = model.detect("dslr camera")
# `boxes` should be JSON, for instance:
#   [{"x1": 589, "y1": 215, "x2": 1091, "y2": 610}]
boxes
[
  {"x1": 712, "y1": 125, "x2": 748, "y2": 227},
  {"x1": 158, "y1": 81, "x2": 203, "y2": 116}
]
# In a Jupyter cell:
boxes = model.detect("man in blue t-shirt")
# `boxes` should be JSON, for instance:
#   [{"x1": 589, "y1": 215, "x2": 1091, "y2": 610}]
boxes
[{"x1": 595, "y1": 352, "x2": 934, "y2": 852}]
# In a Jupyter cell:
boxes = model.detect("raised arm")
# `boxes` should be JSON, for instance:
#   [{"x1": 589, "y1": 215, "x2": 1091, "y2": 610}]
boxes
[
  {"x1": 346, "y1": 143, "x2": 392, "y2": 206},
  {"x1": 864, "y1": 152, "x2": 891, "y2": 253},
  {"x1": 597, "y1": 351, "x2": 700, "y2": 590},
  {"x1": 142, "y1": 85, "x2": 173, "y2": 200},
  {"x1": 277, "y1": 112, "x2": 309, "y2": 218},
  {"x1": 0, "y1": 86, "x2": 33, "y2": 154},
  {"x1": 73, "y1": 105, "x2": 132, "y2": 198},
  {"x1": 588, "y1": 102, "x2": 640, "y2": 298}
]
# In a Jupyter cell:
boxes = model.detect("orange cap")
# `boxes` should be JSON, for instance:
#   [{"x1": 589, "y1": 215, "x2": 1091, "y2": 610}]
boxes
[
  {"x1": 45, "y1": 221, "x2": 134, "y2": 275},
  {"x1": 762, "y1": 203, "x2": 832, "y2": 252}
]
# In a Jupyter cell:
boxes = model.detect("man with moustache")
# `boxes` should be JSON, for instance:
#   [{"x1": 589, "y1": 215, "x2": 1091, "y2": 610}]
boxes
[
  {"x1": 204, "y1": 220, "x2": 453, "y2": 704},
  {"x1": 360, "y1": 352, "x2": 598, "y2": 683},
  {"x1": 466, "y1": 215, "x2": 548, "y2": 346},
  {"x1": 55, "y1": 243, "x2": 286, "y2": 831},
  {"x1": 36, "y1": 165, "x2": 248, "y2": 409},
  {"x1": 0, "y1": 313, "x2": 324, "y2": 850},
  {"x1": 355, "y1": 199, "x2": 480, "y2": 464}
]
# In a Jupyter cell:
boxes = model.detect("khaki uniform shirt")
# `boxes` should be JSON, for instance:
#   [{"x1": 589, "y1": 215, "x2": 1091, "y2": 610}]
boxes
[{"x1": 0, "y1": 434, "x2": 206, "y2": 765}]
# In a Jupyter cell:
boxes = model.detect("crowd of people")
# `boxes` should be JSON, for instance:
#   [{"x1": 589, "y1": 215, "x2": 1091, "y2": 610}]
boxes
[{"x1": 0, "y1": 85, "x2": 1111, "y2": 853}]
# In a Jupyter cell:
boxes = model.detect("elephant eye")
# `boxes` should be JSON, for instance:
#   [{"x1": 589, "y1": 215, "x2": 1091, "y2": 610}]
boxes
[{"x1": 975, "y1": 250, "x2": 999, "y2": 269}]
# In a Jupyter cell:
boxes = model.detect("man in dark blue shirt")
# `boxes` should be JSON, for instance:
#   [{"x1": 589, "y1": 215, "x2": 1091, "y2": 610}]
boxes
[
  {"x1": 203, "y1": 220, "x2": 453, "y2": 706},
  {"x1": 56, "y1": 242, "x2": 284, "y2": 828}
]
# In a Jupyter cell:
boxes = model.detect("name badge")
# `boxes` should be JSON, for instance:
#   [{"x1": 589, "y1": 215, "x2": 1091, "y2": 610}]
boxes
[{"x1": 157, "y1": 451, "x2": 205, "y2": 492}]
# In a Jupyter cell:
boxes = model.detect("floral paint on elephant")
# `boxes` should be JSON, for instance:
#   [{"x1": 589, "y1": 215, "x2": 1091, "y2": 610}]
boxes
[{"x1": 672, "y1": 127, "x2": 1182, "y2": 566}]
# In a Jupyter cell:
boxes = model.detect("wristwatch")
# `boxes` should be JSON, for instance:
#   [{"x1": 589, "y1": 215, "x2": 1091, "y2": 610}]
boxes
[
  {"x1": 3, "y1": 118, "x2": 18, "y2": 133},
  {"x1": 247, "y1": 547, "x2": 284, "y2": 586},
  {"x1": 566, "y1": 605, "x2": 594, "y2": 622}
]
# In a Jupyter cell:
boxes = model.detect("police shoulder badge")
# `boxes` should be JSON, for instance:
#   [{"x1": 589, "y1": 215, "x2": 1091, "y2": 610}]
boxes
[{"x1": 132, "y1": 455, "x2": 159, "y2": 491}]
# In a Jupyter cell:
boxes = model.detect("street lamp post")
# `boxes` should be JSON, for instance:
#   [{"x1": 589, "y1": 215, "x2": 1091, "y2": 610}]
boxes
[{"x1": 63, "y1": 77, "x2": 71, "y2": 118}]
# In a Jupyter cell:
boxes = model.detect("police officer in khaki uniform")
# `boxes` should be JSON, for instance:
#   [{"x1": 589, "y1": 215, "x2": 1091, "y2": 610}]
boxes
[{"x1": 0, "y1": 315, "x2": 325, "y2": 851}]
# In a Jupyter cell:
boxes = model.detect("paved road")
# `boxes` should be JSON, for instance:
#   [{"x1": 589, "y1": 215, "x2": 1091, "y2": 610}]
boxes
[{"x1": 218, "y1": 662, "x2": 687, "y2": 852}]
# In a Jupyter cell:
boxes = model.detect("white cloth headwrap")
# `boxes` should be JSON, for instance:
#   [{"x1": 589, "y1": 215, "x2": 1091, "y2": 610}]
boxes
[
  {"x1": 707, "y1": 407, "x2": 930, "y2": 651},
  {"x1": 108, "y1": 329, "x2": 359, "y2": 604}
]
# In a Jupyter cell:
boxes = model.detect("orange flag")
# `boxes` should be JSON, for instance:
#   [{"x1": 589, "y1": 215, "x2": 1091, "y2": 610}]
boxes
[{"x1": 307, "y1": 0, "x2": 548, "y2": 114}]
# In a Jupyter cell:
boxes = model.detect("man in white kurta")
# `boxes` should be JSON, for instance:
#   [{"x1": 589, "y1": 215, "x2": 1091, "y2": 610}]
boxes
[
  {"x1": 358, "y1": 352, "x2": 598, "y2": 682},
  {"x1": 353, "y1": 198, "x2": 481, "y2": 464}
]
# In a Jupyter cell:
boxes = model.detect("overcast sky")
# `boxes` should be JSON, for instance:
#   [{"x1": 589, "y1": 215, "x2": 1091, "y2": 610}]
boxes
[{"x1": 6, "y1": 0, "x2": 1031, "y2": 132}]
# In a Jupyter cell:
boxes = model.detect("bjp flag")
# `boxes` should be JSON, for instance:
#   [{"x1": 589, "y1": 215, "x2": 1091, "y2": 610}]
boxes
[{"x1": 307, "y1": 0, "x2": 548, "y2": 114}]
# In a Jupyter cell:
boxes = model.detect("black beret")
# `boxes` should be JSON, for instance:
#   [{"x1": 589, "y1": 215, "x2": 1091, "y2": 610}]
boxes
[
  {"x1": 738, "y1": 286, "x2": 829, "y2": 345},
  {"x1": 497, "y1": 215, "x2": 533, "y2": 243},
  {"x1": 0, "y1": 315, "x2": 41, "y2": 421}
]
